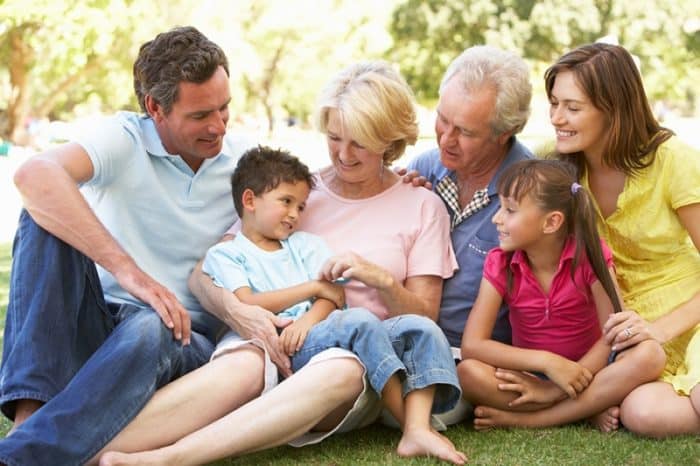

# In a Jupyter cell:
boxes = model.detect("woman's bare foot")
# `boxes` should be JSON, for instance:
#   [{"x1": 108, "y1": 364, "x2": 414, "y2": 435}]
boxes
[
  {"x1": 397, "y1": 426, "x2": 467, "y2": 464},
  {"x1": 99, "y1": 450, "x2": 173, "y2": 466},
  {"x1": 587, "y1": 406, "x2": 620, "y2": 432}
]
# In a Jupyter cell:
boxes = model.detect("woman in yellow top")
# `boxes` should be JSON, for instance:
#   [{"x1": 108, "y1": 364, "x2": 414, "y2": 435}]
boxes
[
  {"x1": 546, "y1": 43, "x2": 700, "y2": 437},
  {"x1": 472, "y1": 43, "x2": 698, "y2": 438}
]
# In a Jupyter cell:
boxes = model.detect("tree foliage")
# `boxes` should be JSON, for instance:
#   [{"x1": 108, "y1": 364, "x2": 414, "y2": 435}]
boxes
[
  {"x1": 389, "y1": 0, "x2": 700, "y2": 110},
  {"x1": 0, "y1": 0, "x2": 184, "y2": 142},
  {"x1": 1, "y1": 0, "x2": 698, "y2": 144}
]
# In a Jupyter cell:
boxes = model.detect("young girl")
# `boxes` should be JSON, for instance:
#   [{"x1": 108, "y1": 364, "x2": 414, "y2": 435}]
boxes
[{"x1": 458, "y1": 159, "x2": 625, "y2": 427}]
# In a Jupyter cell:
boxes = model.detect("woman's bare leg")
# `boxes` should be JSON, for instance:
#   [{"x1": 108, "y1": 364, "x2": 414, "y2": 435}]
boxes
[
  {"x1": 88, "y1": 347, "x2": 265, "y2": 464},
  {"x1": 99, "y1": 358, "x2": 365, "y2": 466},
  {"x1": 397, "y1": 387, "x2": 467, "y2": 465},
  {"x1": 473, "y1": 340, "x2": 665, "y2": 429},
  {"x1": 620, "y1": 381, "x2": 700, "y2": 438}
]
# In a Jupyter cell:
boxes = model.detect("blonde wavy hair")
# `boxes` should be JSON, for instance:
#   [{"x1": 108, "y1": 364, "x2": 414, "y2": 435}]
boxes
[{"x1": 315, "y1": 61, "x2": 418, "y2": 165}]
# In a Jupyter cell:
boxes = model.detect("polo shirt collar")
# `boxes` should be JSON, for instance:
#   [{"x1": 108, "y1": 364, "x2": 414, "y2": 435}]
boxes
[
  {"x1": 509, "y1": 235, "x2": 578, "y2": 273},
  {"x1": 139, "y1": 115, "x2": 234, "y2": 171}
]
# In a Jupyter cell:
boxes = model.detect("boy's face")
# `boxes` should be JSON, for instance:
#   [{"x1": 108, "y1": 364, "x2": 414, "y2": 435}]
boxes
[{"x1": 247, "y1": 181, "x2": 311, "y2": 243}]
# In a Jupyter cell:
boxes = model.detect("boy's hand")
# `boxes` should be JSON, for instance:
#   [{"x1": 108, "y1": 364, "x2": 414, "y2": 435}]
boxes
[
  {"x1": 545, "y1": 355, "x2": 593, "y2": 399},
  {"x1": 314, "y1": 280, "x2": 345, "y2": 309},
  {"x1": 280, "y1": 315, "x2": 316, "y2": 356}
]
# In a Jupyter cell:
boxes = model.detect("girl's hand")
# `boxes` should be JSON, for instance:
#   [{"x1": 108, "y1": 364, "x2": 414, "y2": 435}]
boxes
[
  {"x1": 494, "y1": 369, "x2": 565, "y2": 407},
  {"x1": 314, "y1": 280, "x2": 345, "y2": 309},
  {"x1": 279, "y1": 316, "x2": 315, "y2": 356},
  {"x1": 603, "y1": 310, "x2": 664, "y2": 351},
  {"x1": 546, "y1": 355, "x2": 593, "y2": 399},
  {"x1": 319, "y1": 252, "x2": 393, "y2": 290}
]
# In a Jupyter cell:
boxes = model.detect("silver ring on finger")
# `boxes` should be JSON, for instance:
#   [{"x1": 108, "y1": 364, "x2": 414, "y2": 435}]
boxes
[{"x1": 624, "y1": 326, "x2": 632, "y2": 339}]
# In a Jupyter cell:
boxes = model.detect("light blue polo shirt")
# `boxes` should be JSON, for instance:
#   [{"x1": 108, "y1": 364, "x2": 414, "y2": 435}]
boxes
[
  {"x1": 75, "y1": 111, "x2": 253, "y2": 337},
  {"x1": 203, "y1": 231, "x2": 335, "y2": 319},
  {"x1": 407, "y1": 139, "x2": 532, "y2": 347}
]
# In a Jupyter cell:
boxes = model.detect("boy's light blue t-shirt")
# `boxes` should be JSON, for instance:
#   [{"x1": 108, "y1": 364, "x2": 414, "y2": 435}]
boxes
[{"x1": 203, "y1": 231, "x2": 335, "y2": 319}]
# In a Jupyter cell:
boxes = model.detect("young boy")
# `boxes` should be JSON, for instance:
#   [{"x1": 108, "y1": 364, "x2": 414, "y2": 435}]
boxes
[{"x1": 202, "y1": 146, "x2": 345, "y2": 362}]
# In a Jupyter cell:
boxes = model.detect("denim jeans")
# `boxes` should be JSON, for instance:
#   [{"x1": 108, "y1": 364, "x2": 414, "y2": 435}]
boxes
[
  {"x1": 0, "y1": 210, "x2": 214, "y2": 466},
  {"x1": 292, "y1": 309, "x2": 461, "y2": 414}
]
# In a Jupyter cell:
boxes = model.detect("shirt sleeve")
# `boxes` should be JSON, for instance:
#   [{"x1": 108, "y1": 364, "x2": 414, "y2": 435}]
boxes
[
  {"x1": 202, "y1": 241, "x2": 250, "y2": 292},
  {"x1": 482, "y1": 248, "x2": 508, "y2": 298},
  {"x1": 75, "y1": 114, "x2": 139, "y2": 188},
  {"x1": 406, "y1": 193, "x2": 458, "y2": 279},
  {"x1": 662, "y1": 140, "x2": 700, "y2": 210}
]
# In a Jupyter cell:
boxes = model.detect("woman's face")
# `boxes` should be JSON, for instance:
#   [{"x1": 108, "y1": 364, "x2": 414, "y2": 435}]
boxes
[
  {"x1": 325, "y1": 108, "x2": 384, "y2": 185},
  {"x1": 549, "y1": 70, "x2": 608, "y2": 160}
]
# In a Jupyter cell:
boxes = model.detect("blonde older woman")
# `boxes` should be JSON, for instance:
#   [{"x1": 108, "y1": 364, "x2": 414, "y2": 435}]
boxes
[{"x1": 98, "y1": 62, "x2": 465, "y2": 465}]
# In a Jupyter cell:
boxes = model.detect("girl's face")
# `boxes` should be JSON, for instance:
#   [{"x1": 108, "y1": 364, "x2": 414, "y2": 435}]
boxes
[
  {"x1": 244, "y1": 181, "x2": 310, "y2": 249},
  {"x1": 492, "y1": 193, "x2": 549, "y2": 252},
  {"x1": 549, "y1": 70, "x2": 608, "y2": 161},
  {"x1": 325, "y1": 108, "x2": 384, "y2": 185}
]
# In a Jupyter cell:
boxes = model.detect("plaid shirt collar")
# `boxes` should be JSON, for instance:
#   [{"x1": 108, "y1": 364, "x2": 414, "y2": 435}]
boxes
[{"x1": 436, "y1": 174, "x2": 490, "y2": 230}]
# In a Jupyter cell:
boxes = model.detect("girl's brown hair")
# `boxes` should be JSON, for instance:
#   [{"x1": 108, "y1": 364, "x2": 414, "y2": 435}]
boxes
[
  {"x1": 544, "y1": 43, "x2": 673, "y2": 176},
  {"x1": 497, "y1": 159, "x2": 622, "y2": 313}
]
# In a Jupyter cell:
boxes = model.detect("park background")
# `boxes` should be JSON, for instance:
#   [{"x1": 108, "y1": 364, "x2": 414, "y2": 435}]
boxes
[{"x1": 0, "y1": 0, "x2": 699, "y2": 464}]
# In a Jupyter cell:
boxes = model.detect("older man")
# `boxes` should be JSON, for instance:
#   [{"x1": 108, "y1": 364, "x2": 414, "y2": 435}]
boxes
[{"x1": 408, "y1": 45, "x2": 533, "y2": 350}]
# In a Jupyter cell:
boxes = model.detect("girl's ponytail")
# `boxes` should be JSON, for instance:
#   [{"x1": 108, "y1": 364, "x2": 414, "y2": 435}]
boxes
[{"x1": 570, "y1": 184, "x2": 623, "y2": 314}]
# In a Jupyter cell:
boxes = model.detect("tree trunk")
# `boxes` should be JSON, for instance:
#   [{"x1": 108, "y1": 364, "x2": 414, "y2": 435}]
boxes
[{"x1": 7, "y1": 26, "x2": 34, "y2": 144}]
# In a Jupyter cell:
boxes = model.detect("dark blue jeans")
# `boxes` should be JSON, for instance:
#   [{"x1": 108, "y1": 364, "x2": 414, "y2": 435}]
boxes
[{"x1": 0, "y1": 210, "x2": 214, "y2": 465}]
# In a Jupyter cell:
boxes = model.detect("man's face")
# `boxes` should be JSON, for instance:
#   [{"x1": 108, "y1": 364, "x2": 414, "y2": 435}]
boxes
[
  {"x1": 434, "y1": 75, "x2": 509, "y2": 176},
  {"x1": 151, "y1": 66, "x2": 231, "y2": 172}
]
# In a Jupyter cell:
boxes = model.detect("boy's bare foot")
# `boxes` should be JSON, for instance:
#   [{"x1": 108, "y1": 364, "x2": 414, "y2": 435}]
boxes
[
  {"x1": 397, "y1": 427, "x2": 467, "y2": 465},
  {"x1": 8, "y1": 399, "x2": 44, "y2": 435},
  {"x1": 588, "y1": 406, "x2": 620, "y2": 432}
]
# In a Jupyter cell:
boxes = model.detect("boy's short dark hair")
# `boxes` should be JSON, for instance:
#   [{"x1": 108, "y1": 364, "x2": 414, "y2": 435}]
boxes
[{"x1": 231, "y1": 145, "x2": 315, "y2": 217}]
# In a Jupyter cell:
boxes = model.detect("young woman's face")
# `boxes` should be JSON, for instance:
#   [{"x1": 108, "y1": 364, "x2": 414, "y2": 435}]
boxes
[
  {"x1": 325, "y1": 108, "x2": 384, "y2": 185},
  {"x1": 549, "y1": 70, "x2": 608, "y2": 161},
  {"x1": 492, "y1": 193, "x2": 548, "y2": 252}
]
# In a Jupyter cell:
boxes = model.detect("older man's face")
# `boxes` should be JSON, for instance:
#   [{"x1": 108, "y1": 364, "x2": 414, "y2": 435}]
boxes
[{"x1": 435, "y1": 76, "x2": 509, "y2": 176}]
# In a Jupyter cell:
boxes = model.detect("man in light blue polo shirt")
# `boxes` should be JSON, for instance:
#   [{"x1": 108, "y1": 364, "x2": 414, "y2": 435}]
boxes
[
  {"x1": 0, "y1": 26, "x2": 262, "y2": 465},
  {"x1": 406, "y1": 45, "x2": 533, "y2": 424}
]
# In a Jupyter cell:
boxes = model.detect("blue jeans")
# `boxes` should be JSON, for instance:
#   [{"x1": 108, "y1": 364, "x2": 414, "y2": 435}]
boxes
[
  {"x1": 0, "y1": 210, "x2": 214, "y2": 466},
  {"x1": 292, "y1": 309, "x2": 461, "y2": 414}
]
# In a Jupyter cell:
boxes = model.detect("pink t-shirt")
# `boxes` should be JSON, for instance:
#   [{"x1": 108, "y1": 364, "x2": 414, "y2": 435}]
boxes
[
  {"x1": 298, "y1": 174, "x2": 458, "y2": 320},
  {"x1": 483, "y1": 236, "x2": 614, "y2": 361}
]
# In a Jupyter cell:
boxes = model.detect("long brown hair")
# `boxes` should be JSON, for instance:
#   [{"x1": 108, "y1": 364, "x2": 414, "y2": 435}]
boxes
[
  {"x1": 544, "y1": 43, "x2": 673, "y2": 176},
  {"x1": 497, "y1": 159, "x2": 623, "y2": 313}
]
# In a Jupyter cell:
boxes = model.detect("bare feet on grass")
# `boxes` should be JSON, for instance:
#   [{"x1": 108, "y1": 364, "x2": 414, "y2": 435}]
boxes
[
  {"x1": 397, "y1": 427, "x2": 467, "y2": 465},
  {"x1": 588, "y1": 406, "x2": 620, "y2": 432}
]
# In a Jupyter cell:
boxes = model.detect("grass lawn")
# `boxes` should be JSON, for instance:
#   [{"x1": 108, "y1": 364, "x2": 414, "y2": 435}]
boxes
[{"x1": 0, "y1": 242, "x2": 697, "y2": 465}]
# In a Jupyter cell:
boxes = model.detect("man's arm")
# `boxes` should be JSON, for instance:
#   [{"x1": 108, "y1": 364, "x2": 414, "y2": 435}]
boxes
[
  {"x1": 14, "y1": 142, "x2": 191, "y2": 342},
  {"x1": 188, "y1": 260, "x2": 293, "y2": 376}
]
